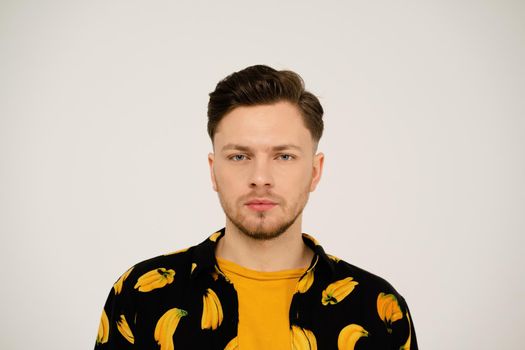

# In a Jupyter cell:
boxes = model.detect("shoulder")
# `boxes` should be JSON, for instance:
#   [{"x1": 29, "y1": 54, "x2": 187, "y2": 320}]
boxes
[
  {"x1": 111, "y1": 245, "x2": 198, "y2": 297},
  {"x1": 131, "y1": 246, "x2": 195, "y2": 275},
  {"x1": 306, "y1": 234, "x2": 404, "y2": 299},
  {"x1": 328, "y1": 255, "x2": 405, "y2": 299},
  {"x1": 110, "y1": 229, "x2": 222, "y2": 296}
]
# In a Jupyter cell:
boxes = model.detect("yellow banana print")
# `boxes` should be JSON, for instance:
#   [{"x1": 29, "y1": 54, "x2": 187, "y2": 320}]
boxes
[
  {"x1": 213, "y1": 265, "x2": 231, "y2": 283},
  {"x1": 164, "y1": 247, "x2": 188, "y2": 256},
  {"x1": 209, "y1": 231, "x2": 222, "y2": 242},
  {"x1": 211, "y1": 271, "x2": 219, "y2": 281},
  {"x1": 327, "y1": 254, "x2": 341, "y2": 263},
  {"x1": 224, "y1": 336, "x2": 239, "y2": 350},
  {"x1": 302, "y1": 233, "x2": 320, "y2": 246},
  {"x1": 322, "y1": 277, "x2": 358, "y2": 305},
  {"x1": 296, "y1": 268, "x2": 314, "y2": 293},
  {"x1": 134, "y1": 268, "x2": 175, "y2": 292},
  {"x1": 291, "y1": 325, "x2": 317, "y2": 350},
  {"x1": 201, "y1": 288, "x2": 224, "y2": 330},
  {"x1": 399, "y1": 312, "x2": 412, "y2": 350},
  {"x1": 377, "y1": 293, "x2": 403, "y2": 332},
  {"x1": 117, "y1": 314, "x2": 134, "y2": 344},
  {"x1": 191, "y1": 263, "x2": 197, "y2": 274},
  {"x1": 338, "y1": 324, "x2": 368, "y2": 350},
  {"x1": 96, "y1": 309, "x2": 109, "y2": 344},
  {"x1": 154, "y1": 308, "x2": 188, "y2": 350},
  {"x1": 113, "y1": 267, "x2": 134, "y2": 295}
]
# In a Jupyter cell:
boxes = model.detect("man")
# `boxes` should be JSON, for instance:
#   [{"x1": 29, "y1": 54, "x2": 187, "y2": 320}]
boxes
[{"x1": 94, "y1": 65, "x2": 418, "y2": 349}]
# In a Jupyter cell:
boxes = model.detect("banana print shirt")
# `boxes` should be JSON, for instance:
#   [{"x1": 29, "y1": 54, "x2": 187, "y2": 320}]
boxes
[{"x1": 95, "y1": 228, "x2": 418, "y2": 349}]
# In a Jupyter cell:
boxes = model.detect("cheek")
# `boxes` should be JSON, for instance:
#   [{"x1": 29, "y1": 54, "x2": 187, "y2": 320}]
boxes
[
  {"x1": 214, "y1": 168, "x2": 240, "y2": 192},
  {"x1": 278, "y1": 171, "x2": 312, "y2": 200},
  {"x1": 281, "y1": 165, "x2": 312, "y2": 186}
]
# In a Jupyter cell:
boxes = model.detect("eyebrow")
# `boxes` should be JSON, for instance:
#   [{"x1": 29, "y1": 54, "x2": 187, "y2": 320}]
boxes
[{"x1": 220, "y1": 143, "x2": 303, "y2": 153}]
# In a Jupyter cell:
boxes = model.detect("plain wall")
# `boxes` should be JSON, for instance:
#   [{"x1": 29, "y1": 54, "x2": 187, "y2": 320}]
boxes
[{"x1": 1, "y1": 0, "x2": 524, "y2": 349}]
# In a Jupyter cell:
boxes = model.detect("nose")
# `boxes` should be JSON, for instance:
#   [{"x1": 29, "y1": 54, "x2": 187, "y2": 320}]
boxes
[{"x1": 249, "y1": 157, "x2": 274, "y2": 189}]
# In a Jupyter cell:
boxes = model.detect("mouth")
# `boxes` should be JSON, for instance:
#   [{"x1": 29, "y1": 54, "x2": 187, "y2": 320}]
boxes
[{"x1": 245, "y1": 198, "x2": 278, "y2": 212}]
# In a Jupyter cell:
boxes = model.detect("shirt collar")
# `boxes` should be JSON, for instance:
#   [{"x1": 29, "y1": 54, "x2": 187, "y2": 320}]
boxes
[{"x1": 190, "y1": 227, "x2": 336, "y2": 279}]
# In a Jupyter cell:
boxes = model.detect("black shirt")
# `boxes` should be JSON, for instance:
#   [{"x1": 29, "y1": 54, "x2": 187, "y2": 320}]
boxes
[{"x1": 95, "y1": 227, "x2": 418, "y2": 349}]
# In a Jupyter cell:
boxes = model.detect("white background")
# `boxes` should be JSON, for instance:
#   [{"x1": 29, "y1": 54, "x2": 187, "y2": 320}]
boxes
[{"x1": 1, "y1": 1, "x2": 524, "y2": 349}]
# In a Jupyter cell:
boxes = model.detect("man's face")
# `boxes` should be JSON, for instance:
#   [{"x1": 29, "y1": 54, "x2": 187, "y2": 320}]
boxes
[{"x1": 208, "y1": 101, "x2": 324, "y2": 240}]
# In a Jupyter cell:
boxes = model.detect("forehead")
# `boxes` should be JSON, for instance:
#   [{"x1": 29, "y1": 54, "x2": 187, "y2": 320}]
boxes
[{"x1": 213, "y1": 101, "x2": 312, "y2": 150}]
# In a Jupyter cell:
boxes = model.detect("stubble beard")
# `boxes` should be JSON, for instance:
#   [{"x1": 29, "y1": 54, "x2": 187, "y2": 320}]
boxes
[{"x1": 217, "y1": 187, "x2": 310, "y2": 241}]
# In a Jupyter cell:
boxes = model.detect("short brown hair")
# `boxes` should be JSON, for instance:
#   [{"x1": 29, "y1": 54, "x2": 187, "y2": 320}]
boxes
[{"x1": 207, "y1": 65, "x2": 324, "y2": 149}]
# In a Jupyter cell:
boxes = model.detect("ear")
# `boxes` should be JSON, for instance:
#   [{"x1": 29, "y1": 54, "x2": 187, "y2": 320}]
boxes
[
  {"x1": 208, "y1": 152, "x2": 217, "y2": 192},
  {"x1": 309, "y1": 152, "x2": 324, "y2": 192}
]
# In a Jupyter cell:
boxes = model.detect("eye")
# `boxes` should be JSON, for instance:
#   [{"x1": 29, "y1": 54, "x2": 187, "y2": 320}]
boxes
[
  {"x1": 230, "y1": 154, "x2": 248, "y2": 161},
  {"x1": 278, "y1": 154, "x2": 295, "y2": 161}
]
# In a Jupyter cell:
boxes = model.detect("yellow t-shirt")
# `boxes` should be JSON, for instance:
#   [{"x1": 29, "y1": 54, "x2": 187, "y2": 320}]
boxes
[{"x1": 217, "y1": 258, "x2": 307, "y2": 350}]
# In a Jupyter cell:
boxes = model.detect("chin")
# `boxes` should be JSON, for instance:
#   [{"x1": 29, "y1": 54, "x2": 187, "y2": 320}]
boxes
[
  {"x1": 237, "y1": 218, "x2": 295, "y2": 241},
  {"x1": 242, "y1": 228, "x2": 287, "y2": 241}
]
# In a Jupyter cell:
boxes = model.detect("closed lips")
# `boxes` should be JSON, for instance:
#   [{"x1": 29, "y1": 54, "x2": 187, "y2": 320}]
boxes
[{"x1": 246, "y1": 199, "x2": 276, "y2": 205}]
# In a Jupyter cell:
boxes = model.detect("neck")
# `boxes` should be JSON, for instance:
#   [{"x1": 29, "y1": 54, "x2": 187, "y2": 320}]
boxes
[{"x1": 215, "y1": 217, "x2": 314, "y2": 272}]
